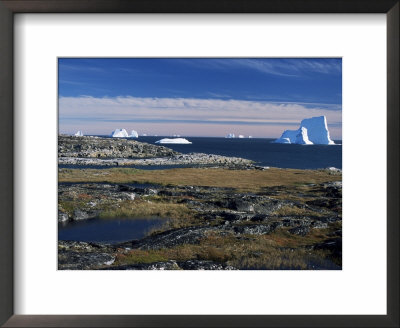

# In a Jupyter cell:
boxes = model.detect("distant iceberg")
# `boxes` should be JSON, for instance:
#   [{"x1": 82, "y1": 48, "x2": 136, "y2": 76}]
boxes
[
  {"x1": 225, "y1": 133, "x2": 235, "y2": 138},
  {"x1": 74, "y1": 131, "x2": 83, "y2": 137},
  {"x1": 274, "y1": 116, "x2": 335, "y2": 145},
  {"x1": 129, "y1": 130, "x2": 139, "y2": 138},
  {"x1": 155, "y1": 138, "x2": 192, "y2": 144},
  {"x1": 111, "y1": 128, "x2": 129, "y2": 138},
  {"x1": 238, "y1": 135, "x2": 245, "y2": 138}
]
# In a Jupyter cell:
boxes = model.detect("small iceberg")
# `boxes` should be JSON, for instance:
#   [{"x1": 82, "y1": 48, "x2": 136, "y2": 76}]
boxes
[
  {"x1": 276, "y1": 137, "x2": 291, "y2": 144},
  {"x1": 238, "y1": 135, "x2": 245, "y2": 138},
  {"x1": 225, "y1": 133, "x2": 235, "y2": 138},
  {"x1": 274, "y1": 116, "x2": 335, "y2": 145},
  {"x1": 129, "y1": 130, "x2": 139, "y2": 138},
  {"x1": 155, "y1": 138, "x2": 192, "y2": 144},
  {"x1": 111, "y1": 128, "x2": 129, "y2": 138},
  {"x1": 74, "y1": 131, "x2": 83, "y2": 137}
]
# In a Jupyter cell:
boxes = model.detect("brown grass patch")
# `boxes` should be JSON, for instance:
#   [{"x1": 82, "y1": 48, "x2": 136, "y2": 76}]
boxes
[
  {"x1": 113, "y1": 229, "x2": 339, "y2": 270},
  {"x1": 270, "y1": 205, "x2": 330, "y2": 217},
  {"x1": 59, "y1": 167, "x2": 341, "y2": 191},
  {"x1": 99, "y1": 199, "x2": 200, "y2": 230}
]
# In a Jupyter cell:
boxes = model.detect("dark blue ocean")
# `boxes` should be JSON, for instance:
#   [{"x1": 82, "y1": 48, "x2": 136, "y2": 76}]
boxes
[{"x1": 101, "y1": 136, "x2": 342, "y2": 170}]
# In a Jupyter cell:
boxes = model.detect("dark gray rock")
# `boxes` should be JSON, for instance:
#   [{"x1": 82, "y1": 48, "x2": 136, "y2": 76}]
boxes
[
  {"x1": 73, "y1": 209, "x2": 93, "y2": 221},
  {"x1": 126, "y1": 226, "x2": 220, "y2": 250},
  {"x1": 249, "y1": 214, "x2": 269, "y2": 222},
  {"x1": 103, "y1": 260, "x2": 237, "y2": 270},
  {"x1": 58, "y1": 241, "x2": 116, "y2": 270},
  {"x1": 311, "y1": 221, "x2": 329, "y2": 229},
  {"x1": 177, "y1": 260, "x2": 237, "y2": 270},
  {"x1": 233, "y1": 224, "x2": 276, "y2": 235},
  {"x1": 58, "y1": 251, "x2": 115, "y2": 270},
  {"x1": 288, "y1": 226, "x2": 311, "y2": 236},
  {"x1": 311, "y1": 238, "x2": 342, "y2": 258},
  {"x1": 104, "y1": 261, "x2": 181, "y2": 270}
]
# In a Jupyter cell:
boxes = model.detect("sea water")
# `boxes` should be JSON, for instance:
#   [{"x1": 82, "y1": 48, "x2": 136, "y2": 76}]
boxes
[{"x1": 129, "y1": 136, "x2": 342, "y2": 169}]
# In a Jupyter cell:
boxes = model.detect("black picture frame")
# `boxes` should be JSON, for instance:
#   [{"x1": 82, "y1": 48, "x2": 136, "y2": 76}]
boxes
[{"x1": 0, "y1": 1, "x2": 398, "y2": 327}]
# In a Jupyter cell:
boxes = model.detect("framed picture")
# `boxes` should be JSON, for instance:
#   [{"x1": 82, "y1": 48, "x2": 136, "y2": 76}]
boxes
[{"x1": 1, "y1": 0, "x2": 398, "y2": 327}]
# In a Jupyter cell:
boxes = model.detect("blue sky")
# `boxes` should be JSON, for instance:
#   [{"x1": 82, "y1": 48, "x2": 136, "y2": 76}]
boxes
[{"x1": 59, "y1": 58, "x2": 342, "y2": 138}]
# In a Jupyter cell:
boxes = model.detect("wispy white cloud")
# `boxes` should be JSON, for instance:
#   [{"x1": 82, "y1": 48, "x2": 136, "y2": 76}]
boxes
[
  {"x1": 58, "y1": 63, "x2": 105, "y2": 73},
  {"x1": 178, "y1": 58, "x2": 341, "y2": 77},
  {"x1": 59, "y1": 96, "x2": 342, "y2": 138}
]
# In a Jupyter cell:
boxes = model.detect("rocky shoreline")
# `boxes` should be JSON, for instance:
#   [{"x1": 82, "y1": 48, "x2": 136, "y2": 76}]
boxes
[
  {"x1": 58, "y1": 153, "x2": 255, "y2": 167},
  {"x1": 59, "y1": 135, "x2": 255, "y2": 168}
]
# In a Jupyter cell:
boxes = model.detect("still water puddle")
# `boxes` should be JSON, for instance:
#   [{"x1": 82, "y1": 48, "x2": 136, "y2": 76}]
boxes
[{"x1": 58, "y1": 217, "x2": 166, "y2": 244}]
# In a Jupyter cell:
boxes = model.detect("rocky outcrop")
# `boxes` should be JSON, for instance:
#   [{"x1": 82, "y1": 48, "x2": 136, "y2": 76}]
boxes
[
  {"x1": 59, "y1": 135, "x2": 178, "y2": 158},
  {"x1": 58, "y1": 152, "x2": 254, "y2": 168},
  {"x1": 58, "y1": 180, "x2": 342, "y2": 270},
  {"x1": 58, "y1": 183, "x2": 138, "y2": 222},
  {"x1": 58, "y1": 241, "x2": 116, "y2": 270},
  {"x1": 103, "y1": 260, "x2": 237, "y2": 270}
]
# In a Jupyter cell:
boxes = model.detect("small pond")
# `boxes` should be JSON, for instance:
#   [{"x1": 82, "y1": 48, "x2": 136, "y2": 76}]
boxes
[{"x1": 58, "y1": 217, "x2": 166, "y2": 244}]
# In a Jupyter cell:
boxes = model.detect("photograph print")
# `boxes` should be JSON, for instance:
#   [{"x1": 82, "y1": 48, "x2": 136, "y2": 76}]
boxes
[{"x1": 58, "y1": 58, "x2": 342, "y2": 270}]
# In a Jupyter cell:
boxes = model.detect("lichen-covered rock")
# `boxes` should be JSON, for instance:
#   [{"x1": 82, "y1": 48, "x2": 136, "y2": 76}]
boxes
[
  {"x1": 288, "y1": 226, "x2": 310, "y2": 236},
  {"x1": 103, "y1": 260, "x2": 237, "y2": 270},
  {"x1": 233, "y1": 224, "x2": 276, "y2": 235},
  {"x1": 58, "y1": 241, "x2": 116, "y2": 270}
]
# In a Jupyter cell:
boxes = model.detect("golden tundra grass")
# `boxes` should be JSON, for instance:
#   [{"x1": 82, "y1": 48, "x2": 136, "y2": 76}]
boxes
[
  {"x1": 112, "y1": 228, "x2": 338, "y2": 270},
  {"x1": 98, "y1": 199, "x2": 200, "y2": 230},
  {"x1": 59, "y1": 167, "x2": 341, "y2": 191},
  {"x1": 270, "y1": 205, "x2": 330, "y2": 217}
]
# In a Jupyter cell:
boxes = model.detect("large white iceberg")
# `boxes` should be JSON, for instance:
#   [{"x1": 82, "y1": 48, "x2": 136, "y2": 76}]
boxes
[
  {"x1": 74, "y1": 131, "x2": 83, "y2": 137},
  {"x1": 129, "y1": 130, "x2": 139, "y2": 138},
  {"x1": 225, "y1": 133, "x2": 235, "y2": 138},
  {"x1": 111, "y1": 128, "x2": 129, "y2": 138},
  {"x1": 155, "y1": 138, "x2": 192, "y2": 144},
  {"x1": 274, "y1": 116, "x2": 335, "y2": 145}
]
